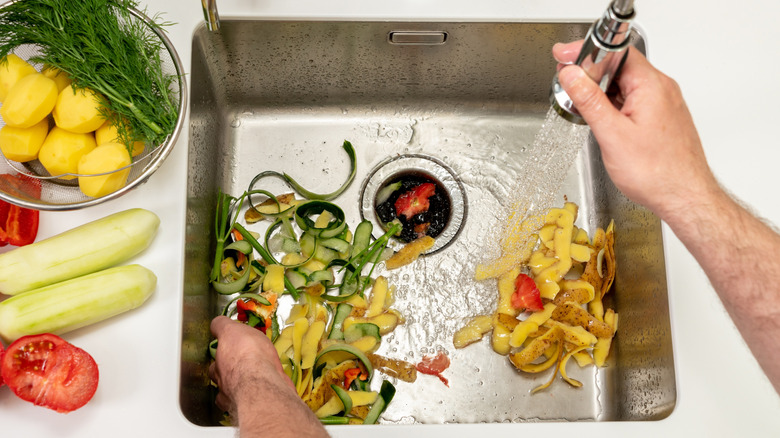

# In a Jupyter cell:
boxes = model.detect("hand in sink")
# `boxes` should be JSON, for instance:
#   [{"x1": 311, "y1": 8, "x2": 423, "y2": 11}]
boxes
[
  {"x1": 209, "y1": 316, "x2": 329, "y2": 437},
  {"x1": 554, "y1": 40, "x2": 780, "y2": 397}
]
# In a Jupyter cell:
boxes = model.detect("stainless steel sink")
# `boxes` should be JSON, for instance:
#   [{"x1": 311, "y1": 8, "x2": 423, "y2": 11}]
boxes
[{"x1": 181, "y1": 19, "x2": 675, "y2": 426}]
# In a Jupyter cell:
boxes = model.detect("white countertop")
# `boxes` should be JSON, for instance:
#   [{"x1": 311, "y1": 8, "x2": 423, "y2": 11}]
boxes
[{"x1": 1, "y1": 0, "x2": 779, "y2": 436}]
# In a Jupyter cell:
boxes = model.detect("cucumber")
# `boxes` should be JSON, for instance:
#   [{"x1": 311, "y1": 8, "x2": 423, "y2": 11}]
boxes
[
  {"x1": 0, "y1": 208, "x2": 160, "y2": 296},
  {"x1": 363, "y1": 380, "x2": 396, "y2": 425},
  {"x1": 351, "y1": 220, "x2": 372, "y2": 258},
  {"x1": 0, "y1": 264, "x2": 157, "y2": 342},
  {"x1": 308, "y1": 269, "x2": 334, "y2": 287},
  {"x1": 320, "y1": 237, "x2": 350, "y2": 254},
  {"x1": 330, "y1": 384, "x2": 353, "y2": 415},
  {"x1": 343, "y1": 322, "x2": 381, "y2": 344},
  {"x1": 328, "y1": 302, "x2": 353, "y2": 340},
  {"x1": 315, "y1": 343, "x2": 374, "y2": 378}
]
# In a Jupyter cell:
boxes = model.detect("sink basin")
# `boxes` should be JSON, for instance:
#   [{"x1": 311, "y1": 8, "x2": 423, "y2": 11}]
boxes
[{"x1": 180, "y1": 19, "x2": 675, "y2": 426}]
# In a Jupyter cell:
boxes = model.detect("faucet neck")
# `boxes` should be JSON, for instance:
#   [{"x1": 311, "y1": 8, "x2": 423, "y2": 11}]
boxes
[
  {"x1": 612, "y1": 0, "x2": 635, "y2": 17},
  {"x1": 590, "y1": 0, "x2": 635, "y2": 52}
]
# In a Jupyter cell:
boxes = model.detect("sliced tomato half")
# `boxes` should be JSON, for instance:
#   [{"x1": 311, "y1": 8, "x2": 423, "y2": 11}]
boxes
[
  {"x1": 511, "y1": 273, "x2": 544, "y2": 312},
  {"x1": 0, "y1": 334, "x2": 99, "y2": 413}
]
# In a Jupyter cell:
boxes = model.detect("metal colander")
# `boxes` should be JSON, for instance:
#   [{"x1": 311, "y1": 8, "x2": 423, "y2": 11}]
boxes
[{"x1": 0, "y1": 5, "x2": 187, "y2": 211}]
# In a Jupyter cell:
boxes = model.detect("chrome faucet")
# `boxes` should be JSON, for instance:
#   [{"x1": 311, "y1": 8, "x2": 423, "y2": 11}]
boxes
[
  {"x1": 550, "y1": 0, "x2": 636, "y2": 124},
  {"x1": 201, "y1": 0, "x2": 220, "y2": 31}
]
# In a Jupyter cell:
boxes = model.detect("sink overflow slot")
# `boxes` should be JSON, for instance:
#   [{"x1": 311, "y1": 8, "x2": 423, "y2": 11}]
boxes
[{"x1": 388, "y1": 31, "x2": 448, "y2": 45}]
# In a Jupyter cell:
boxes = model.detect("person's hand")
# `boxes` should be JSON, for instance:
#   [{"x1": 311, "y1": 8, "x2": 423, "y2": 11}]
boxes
[
  {"x1": 553, "y1": 41, "x2": 718, "y2": 221},
  {"x1": 209, "y1": 315, "x2": 293, "y2": 415},
  {"x1": 209, "y1": 316, "x2": 328, "y2": 437}
]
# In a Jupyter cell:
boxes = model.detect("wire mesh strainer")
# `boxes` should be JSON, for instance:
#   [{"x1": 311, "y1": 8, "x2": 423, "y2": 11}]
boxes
[{"x1": 0, "y1": 4, "x2": 187, "y2": 211}]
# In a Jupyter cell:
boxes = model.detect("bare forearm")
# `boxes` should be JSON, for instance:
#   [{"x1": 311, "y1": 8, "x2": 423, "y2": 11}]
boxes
[
  {"x1": 662, "y1": 185, "x2": 780, "y2": 393},
  {"x1": 234, "y1": 375, "x2": 329, "y2": 438},
  {"x1": 209, "y1": 317, "x2": 329, "y2": 438}
]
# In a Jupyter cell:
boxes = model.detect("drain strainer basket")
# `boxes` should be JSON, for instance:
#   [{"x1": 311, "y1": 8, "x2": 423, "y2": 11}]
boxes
[{"x1": 360, "y1": 154, "x2": 467, "y2": 255}]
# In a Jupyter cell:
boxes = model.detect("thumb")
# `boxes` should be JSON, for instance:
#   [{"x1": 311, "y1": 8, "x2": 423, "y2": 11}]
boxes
[{"x1": 557, "y1": 65, "x2": 621, "y2": 126}]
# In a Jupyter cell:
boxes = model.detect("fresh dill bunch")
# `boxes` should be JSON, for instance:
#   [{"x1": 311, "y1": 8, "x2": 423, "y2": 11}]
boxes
[{"x1": 0, "y1": 0, "x2": 180, "y2": 154}]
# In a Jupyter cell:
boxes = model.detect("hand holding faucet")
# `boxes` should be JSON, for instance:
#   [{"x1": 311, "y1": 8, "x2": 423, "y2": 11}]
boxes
[{"x1": 554, "y1": 40, "x2": 780, "y2": 397}]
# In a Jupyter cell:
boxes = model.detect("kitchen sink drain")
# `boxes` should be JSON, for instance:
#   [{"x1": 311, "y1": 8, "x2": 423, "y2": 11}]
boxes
[{"x1": 359, "y1": 154, "x2": 466, "y2": 255}]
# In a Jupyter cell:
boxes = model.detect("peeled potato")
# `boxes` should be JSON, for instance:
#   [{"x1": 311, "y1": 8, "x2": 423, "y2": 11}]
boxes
[
  {"x1": 0, "y1": 73, "x2": 58, "y2": 128},
  {"x1": 96, "y1": 119, "x2": 145, "y2": 157},
  {"x1": 0, "y1": 54, "x2": 37, "y2": 103},
  {"x1": 38, "y1": 127, "x2": 96, "y2": 179},
  {"x1": 42, "y1": 65, "x2": 72, "y2": 93},
  {"x1": 52, "y1": 84, "x2": 105, "y2": 134},
  {"x1": 77, "y1": 142, "x2": 131, "y2": 198},
  {"x1": 0, "y1": 119, "x2": 50, "y2": 162}
]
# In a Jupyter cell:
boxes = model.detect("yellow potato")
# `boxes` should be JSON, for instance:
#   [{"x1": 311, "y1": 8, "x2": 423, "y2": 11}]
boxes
[
  {"x1": 0, "y1": 119, "x2": 49, "y2": 162},
  {"x1": 52, "y1": 85, "x2": 106, "y2": 134},
  {"x1": 509, "y1": 326, "x2": 563, "y2": 369},
  {"x1": 300, "y1": 320, "x2": 326, "y2": 369},
  {"x1": 41, "y1": 65, "x2": 72, "y2": 93},
  {"x1": 365, "y1": 276, "x2": 388, "y2": 318},
  {"x1": 95, "y1": 119, "x2": 145, "y2": 157},
  {"x1": 385, "y1": 235, "x2": 435, "y2": 270},
  {"x1": 366, "y1": 353, "x2": 418, "y2": 383},
  {"x1": 349, "y1": 335, "x2": 378, "y2": 353},
  {"x1": 0, "y1": 54, "x2": 37, "y2": 103},
  {"x1": 346, "y1": 390, "x2": 378, "y2": 407},
  {"x1": 491, "y1": 315, "x2": 512, "y2": 355},
  {"x1": 38, "y1": 127, "x2": 96, "y2": 179},
  {"x1": 551, "y1": 302, "x2": 613, "y2": 338},
  {"x1": 0, "y1": 73, "x2": 58, "y2": 128},
  {"x1": 452, "y1": 314, "x2": 494, "y2": 349},
  {"x1": 263, "y1": 264, "x2": 286, "y2": 293},
  {"x1": 77, "y1": 142, "x2": 132, "y2": 197}
]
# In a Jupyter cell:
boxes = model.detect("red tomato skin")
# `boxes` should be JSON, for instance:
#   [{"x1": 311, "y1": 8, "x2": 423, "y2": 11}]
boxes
[
  {"x1": 1, "y1": 334, "x2": 99, "y2": 413},
  {"x1": 512, "y1": 273, "x2": 544, "y2": 312},
  {"x1": 394, "y1": 183, "x2": 436, "y2": 220},
  {"x1": 416, "y1": 351, "x2": 451, "y2": 386}
]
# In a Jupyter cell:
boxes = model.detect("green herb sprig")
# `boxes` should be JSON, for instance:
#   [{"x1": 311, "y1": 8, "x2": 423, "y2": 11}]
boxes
[{"x1": 0, "y1": 0, "x2": 179, "y2": 153}]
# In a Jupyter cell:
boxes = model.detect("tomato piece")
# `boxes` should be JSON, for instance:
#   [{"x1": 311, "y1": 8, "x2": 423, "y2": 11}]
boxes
[
  {"x1": 394, "y1": 182, "x2": 436, "y2": 220},
  {"x1": 512, "y1": 273, "x2": 544, "y2": 312},
  {"x1": 1, "y1": 334, "x2": 99, "y2": 413},
  {"x1": 416, "y1": 351, "x2": 450, "y2": 387}
]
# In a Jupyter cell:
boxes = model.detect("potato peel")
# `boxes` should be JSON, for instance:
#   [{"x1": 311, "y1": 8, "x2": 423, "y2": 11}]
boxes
[{"x1": 459, "y1": 201, "x2": 619, "y2": 394}]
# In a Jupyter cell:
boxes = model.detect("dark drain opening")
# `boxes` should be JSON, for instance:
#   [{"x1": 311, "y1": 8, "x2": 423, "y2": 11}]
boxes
[
  {"x1": 360, "y1": 154, "x2": 466, "y2": 255},
  {"x1": 374, "y1": 170, "x2": 451, "y2": 243}
]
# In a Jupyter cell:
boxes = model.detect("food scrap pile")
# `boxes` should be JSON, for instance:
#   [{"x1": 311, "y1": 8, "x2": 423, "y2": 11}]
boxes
[
  {"x1": 454, "y1": 201, "x2": 617, "y2": 393},
  {"x1": 210, "y1": 141, "x2": 429, "y2": 425}
]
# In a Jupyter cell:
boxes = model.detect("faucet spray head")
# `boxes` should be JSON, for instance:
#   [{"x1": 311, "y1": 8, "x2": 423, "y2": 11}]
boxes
[{"x1": 551, "y1": 0, "x2": 636, "y2": 124}]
